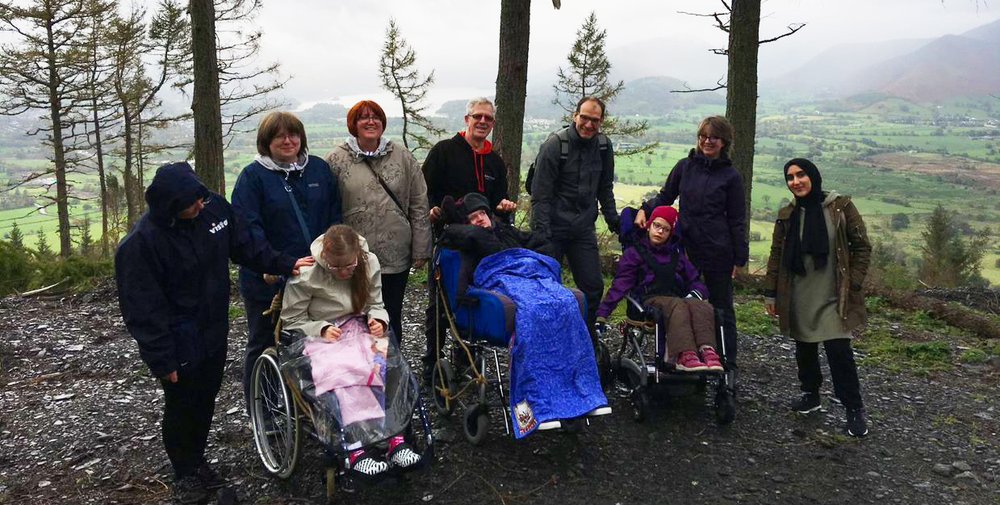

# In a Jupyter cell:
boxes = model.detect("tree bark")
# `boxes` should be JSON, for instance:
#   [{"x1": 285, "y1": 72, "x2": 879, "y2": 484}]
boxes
[
  {"x1": 44, "y1": 14, "x2": 72, "y2": 258},
  {"x1": 494, "y1": 0, "x2": 531, "y2": 202},
  {"x1": 725, "y1": 0, "x2": 760, "y2": 242},
  {"x1": 189, "y1": 0, "x2": 224, "y2": 194}
]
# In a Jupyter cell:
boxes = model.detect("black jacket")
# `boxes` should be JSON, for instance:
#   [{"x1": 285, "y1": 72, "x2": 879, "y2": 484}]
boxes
[
  {"x1": 439, "y1": 222, "x2": 556, "y2": 263},
  {"x1": 642, "y1": 149, "x2": 748, "y2": 273},
  {"x1": 529, "y1": 125, "x2": 617, "y2": 240},
  {"x1": 115, "y1": 163, "x2": 297, "y2": 378},
  {"x1": 423, "y1": 133, "x2": 509, "y2": 210}
]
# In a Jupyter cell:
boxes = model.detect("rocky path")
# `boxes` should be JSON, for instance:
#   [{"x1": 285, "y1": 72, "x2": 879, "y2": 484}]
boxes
[{"x1": 1, "y1": 283, "x2": 998, "y2": 504}]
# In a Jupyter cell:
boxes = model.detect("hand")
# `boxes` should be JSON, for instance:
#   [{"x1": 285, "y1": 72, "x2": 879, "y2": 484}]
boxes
[
  {"x1": 291, "y1": 256, "x2": 315, "y2": 276},
  {"x1": 263, "y1": 273, "x2": 280, "y2": 285},
  {"x1": 368, "y1": 318, "x2": 386, "y2": 337},
  {"x1": 732, "y1": 266, "x2": 740, "y2": 280},
  {"x1": 321, "y1": 325, "x2": 343, "y2": 342},
  {"x1": 429, "y1": 206, "x2": 442, "y2": 223},
  {"x1": 765, "y1": 301, "x2": 776, "y2": 318},
  {"x1": 163, "y1": 370, "x2": 178, "y2": 383},
  {"x1": 634, "y1": 209, "x2": 647, "y2": 228},
  {"x1": 606, "y1": 215, "x2": 621, "y2": 234},
  {"x1": 412, "y1": 258, "x2": 428, "y2": 269},
  {"x1": 595, "y1": 316, "x2": 609, "y2": 335},
  {"x1": 496, "y1": 199, "x2": 517, "y2": 213}
]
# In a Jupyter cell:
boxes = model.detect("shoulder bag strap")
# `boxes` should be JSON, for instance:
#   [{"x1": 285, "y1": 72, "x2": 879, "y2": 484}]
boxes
[
  {"x1": 277, "y1": 175, "x2": 313, "y2": 245},
  {"x1": 362, "y1": 158, "x2": 409, "y2": 222}
]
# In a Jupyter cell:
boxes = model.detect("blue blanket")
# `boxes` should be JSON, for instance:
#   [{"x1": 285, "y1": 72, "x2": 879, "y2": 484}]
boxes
[{"x1": 473, "y1": 248, "x2": 608, "y2": 438}]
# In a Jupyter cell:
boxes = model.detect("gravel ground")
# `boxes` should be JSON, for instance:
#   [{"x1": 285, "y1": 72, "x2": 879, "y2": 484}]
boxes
[{"x1": 0, "y1": 280, "x2": 998, "y2": 505}]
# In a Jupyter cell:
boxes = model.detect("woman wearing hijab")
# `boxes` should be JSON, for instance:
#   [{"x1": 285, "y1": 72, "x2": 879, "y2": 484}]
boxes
[
  {"x1": 764, "y1": 158, "x2": 872, "y2": 437},
  {"x1": 325, "y1": 100, "x2": 432, "y2": 344},
  {"x1": 232, "y1": 111, "x2": 342, "y2": 412}
]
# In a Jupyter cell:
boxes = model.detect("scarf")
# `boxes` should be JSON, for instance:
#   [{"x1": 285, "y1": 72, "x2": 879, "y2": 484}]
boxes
[
  {"x1": 255, "y1": 153, "x2": 309, "y2": 176},
  {"x1": 783, "y1": 158, "x2": 828, "y2": 275}
]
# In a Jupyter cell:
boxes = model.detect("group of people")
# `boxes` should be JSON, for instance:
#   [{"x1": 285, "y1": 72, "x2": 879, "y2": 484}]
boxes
[{"x1": 114, "y1": 94, "x2": 872, "y2": 504}]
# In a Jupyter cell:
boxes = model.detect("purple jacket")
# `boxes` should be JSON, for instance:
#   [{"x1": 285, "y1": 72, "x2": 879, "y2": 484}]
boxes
[
  {"x1": 642, "y1": 149, "x2": 748, "y2": 273},
  {"x1": 596, "y1": 236, "x2": 708, "y2": 318}
]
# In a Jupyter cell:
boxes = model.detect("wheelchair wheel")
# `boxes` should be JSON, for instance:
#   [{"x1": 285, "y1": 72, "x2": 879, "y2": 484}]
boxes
[
  {"x1": 619, "y1": 359, "x2": 649, "y2": 423},
  {"x1": 463, "y1": 403, "x2": 489, "y2": 445},
  {"x1": 431, "y1": 358, "x2": 456, "y2": 417},
  {"x1": 596, "y1": 340, "x2": 613, "y2": 391},
  {"x1": 250, "y1": 347, "x2": 301, "y2": 479},
  {"x1": 715, "y1": 389, "x2": 736, "y2": 425}
]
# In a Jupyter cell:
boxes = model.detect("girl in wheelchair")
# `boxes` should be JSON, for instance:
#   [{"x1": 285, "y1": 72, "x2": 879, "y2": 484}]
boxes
[
  {"x1": 281, "y1": 224, "x2": 421, "y2": 477},
  {"x1": 596, "y1": 206, "x2": 723, "y2": 372}
]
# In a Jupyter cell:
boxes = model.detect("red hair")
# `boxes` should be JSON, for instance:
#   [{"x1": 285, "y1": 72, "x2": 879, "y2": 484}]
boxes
[{"x1": 346, "y1": 100, "x2": 387, "y2": 137}]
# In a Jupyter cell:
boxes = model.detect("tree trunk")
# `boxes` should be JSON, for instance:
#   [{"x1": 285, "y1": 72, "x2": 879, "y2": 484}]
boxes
[
  {"x1": 90, "y1": 96, "x2": 110, "y2": 257},
  {"x1": 44, "y1": 17, "x2": 72, "y2": 258},
  {"x1": 725, "y1": 0, "x2": 760, "y2": 243},
  {"x1": 189, "y1": 0, "x2": 224, "y2": 194},
  {"x1": 494, "y1": 0, "x2": 531, "y2": 202}
]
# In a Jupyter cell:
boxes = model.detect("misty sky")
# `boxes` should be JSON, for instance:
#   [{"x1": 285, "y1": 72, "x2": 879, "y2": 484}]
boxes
[{"x1": 237, "y1": 0, "x2": 996, "y2": 113}]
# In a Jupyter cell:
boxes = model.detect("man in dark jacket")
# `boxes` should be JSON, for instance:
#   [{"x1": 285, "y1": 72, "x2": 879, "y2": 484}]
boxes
[
  {"x1": 115, "y1": 162, "x2": 311, "y2": 504},
  {"x1": 421, "y1": 97, "x2": 517, "y2": 377},
  {"x1": 530, "y1": 96, "x2": 619, "y2": 330}
]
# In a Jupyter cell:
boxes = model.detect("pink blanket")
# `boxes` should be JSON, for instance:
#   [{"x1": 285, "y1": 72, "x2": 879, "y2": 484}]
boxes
[{"x1": 303, "y1": 320, "x2": 385, "y2": 426}]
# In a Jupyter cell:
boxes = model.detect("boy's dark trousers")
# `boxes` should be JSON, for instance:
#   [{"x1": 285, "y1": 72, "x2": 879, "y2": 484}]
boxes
[{"x1": 160, "y1": 350, "x2": 226, "y2": 479}]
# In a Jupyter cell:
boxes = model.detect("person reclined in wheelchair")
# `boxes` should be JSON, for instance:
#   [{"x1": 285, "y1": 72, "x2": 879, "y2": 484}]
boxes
[
  {"x1": 438, "y1": 192, "x2": 610, "y2": 437},
  {"x1": 280, "y1": 224, "x2": 421, "y2": 478},
  {"x1": 596, "y1": 206, "x2": 724, "y2": 372}
]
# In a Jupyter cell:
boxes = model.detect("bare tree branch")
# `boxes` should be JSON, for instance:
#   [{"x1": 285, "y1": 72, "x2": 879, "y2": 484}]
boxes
[
  {"x1": 671, "y1": 77, "x2": 727, "y2": 94},
  {"x1": 760, "y1": 23, "x2": 806, "y2": 45}
]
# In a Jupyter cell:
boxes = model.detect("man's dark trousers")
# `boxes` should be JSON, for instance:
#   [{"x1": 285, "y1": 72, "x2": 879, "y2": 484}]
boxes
[
  {"x1": 161, "y1": 350, "x2": 226, "y2": 479},
  {"x1": 549, "y1": 232, "x2": 603, "y2": 331}
]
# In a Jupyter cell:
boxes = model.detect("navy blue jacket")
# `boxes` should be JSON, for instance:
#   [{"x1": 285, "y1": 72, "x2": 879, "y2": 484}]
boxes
[
  {"x1": 115, "y1": 163, "x2": 297, "y2": 378},
  {"x1": 642, "y1": 149, "x2": 748, "y2": 273},
  {"x1": 231, "y1": 155, "x2": 341, "y2": 302}
]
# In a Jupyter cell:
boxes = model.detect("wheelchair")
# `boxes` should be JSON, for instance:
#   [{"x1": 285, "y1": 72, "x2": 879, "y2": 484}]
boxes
[
  {"x1": 429, "y1": 247, "x2": 608, "y2": 444},
  {"x1": 607, "y1": 206, "x2": 737, "y2": 425},
  {"x1": 249, "y1": 312, "x2": 434, "y2": 503},
  {"x1": 611, "y1": 295, "x2": 737, "y2": 424}
]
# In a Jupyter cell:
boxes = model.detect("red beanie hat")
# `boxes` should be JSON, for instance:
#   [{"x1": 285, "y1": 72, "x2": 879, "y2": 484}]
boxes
[{"x1": 648, "y1": 206, "x2": 678, "y2": 228}]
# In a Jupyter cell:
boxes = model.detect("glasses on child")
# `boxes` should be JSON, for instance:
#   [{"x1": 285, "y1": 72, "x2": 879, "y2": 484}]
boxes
[
  {"x1": 649, "y1": 222, "x2": 672, "y2": 234},
  {"x1": 330, "y1": 259, "x2": 359, "y2": 273}
]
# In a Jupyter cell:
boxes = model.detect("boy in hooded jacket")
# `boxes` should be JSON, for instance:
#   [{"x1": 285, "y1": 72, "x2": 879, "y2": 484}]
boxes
[{"x1": 115, "y1": 162, "x2": 312, "y2": 503}]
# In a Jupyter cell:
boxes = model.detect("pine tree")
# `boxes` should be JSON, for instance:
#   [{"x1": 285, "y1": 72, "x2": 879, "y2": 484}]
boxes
[
  {"x1": 9, "y1": 222, "x2": 24, "y2": 249},
  {"x1": 36, "y1": 229, "x2": 53, "y2": 257},
  {"x1": 552, "y1": 12, "x2": 651, "y2": 155},
  {"x1": 78, "y1": 218, "x2": 94, "y2": 257},
  {"x1": 919, "y1": 205, "x2": 987, "y2": 287},
  {"x1": 379, "y1": 19, "x2": 444, "y2": 153}
]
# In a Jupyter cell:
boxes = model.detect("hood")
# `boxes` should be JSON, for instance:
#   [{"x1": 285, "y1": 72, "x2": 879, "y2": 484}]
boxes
[
  {"x1": 344, "y1": 136, "x2": 392, "y2": 160},
  {"x1": 310, "y1": 232, "x2": 373, "y2": 271},
  {"x1": 145, "y1": 162, "x2": 210, "y2": 226},
  {"x1": 458, "y1": 131, "x2": 493, "y2": 154},
  {"x1": 255, "y1": 153, "x2": 309, "y2": 175}
]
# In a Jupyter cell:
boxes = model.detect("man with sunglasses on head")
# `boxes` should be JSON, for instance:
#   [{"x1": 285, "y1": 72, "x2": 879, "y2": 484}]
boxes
[
  {"x1": 529, "y1": 96, "x2": 620, "y2": 334},
  {"x1": 421, "y1": 97, "x2": 516, "y2": 380},
  {"x1": 115, "y1": 162, "x2": 312, "y2": 504}
]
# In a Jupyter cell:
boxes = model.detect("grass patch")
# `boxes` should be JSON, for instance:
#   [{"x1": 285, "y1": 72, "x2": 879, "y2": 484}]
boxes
[
  {"x1": 735, "y1": 298, "x2": 777, "y2": 336},
  {"x1": 959, "y1": 348, "x2": 990, "y2": 364},
  {"x1": 228, "y1": 305, "x2": 245, "y2": 319},
  {"x1": 853, "y1": 326, "x2": 953, "y2": 374}
]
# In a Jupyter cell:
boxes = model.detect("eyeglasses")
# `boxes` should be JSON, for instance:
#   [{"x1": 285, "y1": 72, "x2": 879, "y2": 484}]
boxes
[
  {"x1": 698, "y1": 135, "x2": 723, "y2": 144},
  {"x1": 358, "y1": 115, "x2": 382, "y2": 124},
  {"x1": 330, "y1": 259, "x2": 359, "y2": 273},
  {"x1": 275, "y1": 132, "x2": 300, "y2": 141},
  {"x1": 467, "y1": 113, "x2": 495, "y2": 123},
  {"x1": 649, "y1": 222, "x2": 672, "y2": 234},
  {"x1": 576, "y1": 114, "x2": 602, "y2": 125}
]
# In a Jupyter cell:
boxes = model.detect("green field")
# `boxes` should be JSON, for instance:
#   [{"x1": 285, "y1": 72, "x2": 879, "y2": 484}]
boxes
[{"x1": 2, "y1": 96, "x2": 998, "y2": 285}]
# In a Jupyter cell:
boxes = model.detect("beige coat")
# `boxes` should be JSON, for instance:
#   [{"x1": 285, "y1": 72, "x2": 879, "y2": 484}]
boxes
[
  {"x1": 281, "y1": 234, "x2": 389, "y2": 337},
  {"x1": 325, "y1": 140, "x2": 431, "y2": 275}
]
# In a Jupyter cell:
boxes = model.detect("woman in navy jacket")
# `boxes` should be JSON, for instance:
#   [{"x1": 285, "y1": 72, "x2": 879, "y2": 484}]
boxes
[
  {"x1": 634, "y1": 116, "x2": 748, "y2": 364},
  {"x1": 231, "y1": 111, "x2": 342, "y2": 411}
]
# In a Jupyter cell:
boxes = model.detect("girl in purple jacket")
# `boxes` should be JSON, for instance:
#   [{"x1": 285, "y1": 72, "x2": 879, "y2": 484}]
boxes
[{"x1": 596, "y1": 206, "x2": 723, "y2": 372}]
